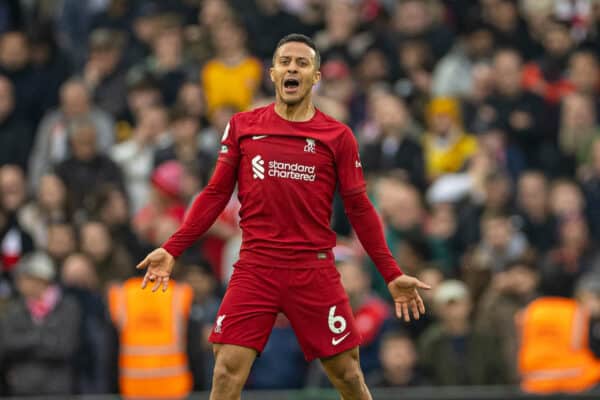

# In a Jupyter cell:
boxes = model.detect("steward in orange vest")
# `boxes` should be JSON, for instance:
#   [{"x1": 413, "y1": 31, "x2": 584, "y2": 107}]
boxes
[
  {"x1": 518, "y1": 297, "x2": 600, "y2": 393},
  {"x1": 108, "y1": 277, "x2": 193, "y2": 399}
]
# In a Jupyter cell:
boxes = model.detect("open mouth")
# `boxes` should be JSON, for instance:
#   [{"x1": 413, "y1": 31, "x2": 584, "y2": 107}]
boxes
[{"x1": 283, "y1": 78, "x2": 300, "y2": 92}]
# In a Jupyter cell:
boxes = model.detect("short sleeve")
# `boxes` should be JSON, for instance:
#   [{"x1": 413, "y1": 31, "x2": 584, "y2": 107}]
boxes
[
  {"x1": 336, "y1": 128, "x2": 366, "y2": 196},
  {"x1": 217, "y1": 117, "x2": 241, "y2": 167}
]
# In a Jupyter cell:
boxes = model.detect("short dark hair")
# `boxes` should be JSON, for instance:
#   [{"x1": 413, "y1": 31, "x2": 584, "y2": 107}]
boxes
[{"x1": 273, "y1": 33, "x2": 320, "y2": 69}]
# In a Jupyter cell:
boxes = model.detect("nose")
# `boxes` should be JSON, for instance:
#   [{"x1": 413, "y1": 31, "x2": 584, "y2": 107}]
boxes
[{"x1": 287, "y1": 62, "x2": 298, "y2": 73}]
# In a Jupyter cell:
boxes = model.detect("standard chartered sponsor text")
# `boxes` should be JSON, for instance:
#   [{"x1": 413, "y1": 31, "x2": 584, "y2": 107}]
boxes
[{"x1": 268, "y1": 160, "x2": 316, "y2": 181}]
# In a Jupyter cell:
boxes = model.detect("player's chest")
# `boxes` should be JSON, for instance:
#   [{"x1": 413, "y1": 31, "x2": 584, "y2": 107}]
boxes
[{"x1": 238, "y1": 135, "x2": 335, "y2": 183}]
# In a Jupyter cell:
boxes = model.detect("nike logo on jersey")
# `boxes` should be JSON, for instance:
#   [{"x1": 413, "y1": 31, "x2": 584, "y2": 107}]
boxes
[
  {"x1": 332, "y1": 332, "x2": 351, "y2": 346},
  {"x1": 252, "y1": 135, "x2": 268, "y2": 140}
]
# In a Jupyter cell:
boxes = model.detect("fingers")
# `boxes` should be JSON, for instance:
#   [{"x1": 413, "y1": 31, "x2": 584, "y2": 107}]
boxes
[
  {"x1": 152, "y1": 276, "x2": 162, "y2": 292},
  {"x1": 395, "y1": 302, "x2": 402, "y2": 319},
  {"x1": 141, "y1": 272, "x2": 151, "y2": 289},
  {"x1": 416, "y1": 291, "x2": 426, "y2": 314},
  {"x1": 402, "y1": 302, "x2": 410, "y2": 322},
  {"x1": 136, "y1": 256, "x2": 150, "y2": 270},
  {"x1": 410, "y1": 299, "x2": 420, "y2": 320},
  {"x1": 161, "y1": 276, "x2": 170, "y2": 292}
]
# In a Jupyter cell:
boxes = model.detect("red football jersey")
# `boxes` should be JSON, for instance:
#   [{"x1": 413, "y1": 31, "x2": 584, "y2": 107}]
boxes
[{"x1": 219, "y1": 103, "x2": 365, "y2": 268}]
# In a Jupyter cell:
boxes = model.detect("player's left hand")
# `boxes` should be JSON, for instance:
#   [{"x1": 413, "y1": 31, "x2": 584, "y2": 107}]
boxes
[{"x1": 387, "y1": 275, "x2": 431, "y2": 322}]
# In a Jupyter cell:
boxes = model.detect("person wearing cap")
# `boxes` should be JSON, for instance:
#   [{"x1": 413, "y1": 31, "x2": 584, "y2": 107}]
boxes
[
  {"x1": 0, "y1": 252, "x2": 81, "y2": 396},
  {"x1": 133, "y1": 160, "x2": 186, "y2": 245},
  {"x1": 422, "y1": 96, "x2": 478, "y2": 181},
  {"x1": 418, "y1": 279, "x2": 507, "y2": 385}
]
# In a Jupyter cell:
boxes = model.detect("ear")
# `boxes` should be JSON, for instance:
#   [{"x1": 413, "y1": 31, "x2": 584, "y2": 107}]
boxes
[
  {"x1": 313, "y1": 70, "x2": 321, "y2": 85},
  {"x1": 269, "y1": 67, "x2": 275, "y2": 83}
]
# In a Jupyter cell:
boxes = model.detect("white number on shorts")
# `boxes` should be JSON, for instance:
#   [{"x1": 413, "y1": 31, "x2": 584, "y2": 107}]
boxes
[{"x1": 328, "y1": 305, "x2": 347, "y2": 334}]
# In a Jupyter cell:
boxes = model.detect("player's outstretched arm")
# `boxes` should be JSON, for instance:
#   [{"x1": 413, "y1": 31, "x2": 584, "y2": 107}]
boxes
[
  {"x1": 137, "y1": 160, "x2": 237, "y2": 292},
  {"x1": 342, "y1": 191, "x2": 431, "y2": 321}
]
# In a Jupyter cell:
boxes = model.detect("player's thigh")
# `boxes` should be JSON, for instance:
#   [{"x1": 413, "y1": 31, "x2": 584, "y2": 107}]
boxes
[
  {"x1": 209, "y1": 265, "x2": 281, "y2": 353},
  {"x1": 282, "y1": 267, "x2": 361, "y2": 361}
]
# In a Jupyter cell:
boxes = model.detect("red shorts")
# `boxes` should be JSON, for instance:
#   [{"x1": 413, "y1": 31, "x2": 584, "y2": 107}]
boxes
[{"x1": 208, "y1": 264, "x2": 362, "y2": 361}]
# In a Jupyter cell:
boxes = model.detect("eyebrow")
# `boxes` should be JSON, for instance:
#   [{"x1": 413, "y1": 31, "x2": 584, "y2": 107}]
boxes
[{"x1": 278, "y1": 56, "x2": 310, "y2": 62}]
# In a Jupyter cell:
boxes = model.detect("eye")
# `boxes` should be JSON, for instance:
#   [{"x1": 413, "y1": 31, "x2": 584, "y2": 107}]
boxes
[{"x1": 280, "y1": 59, "x2": 290, "y2": 65}]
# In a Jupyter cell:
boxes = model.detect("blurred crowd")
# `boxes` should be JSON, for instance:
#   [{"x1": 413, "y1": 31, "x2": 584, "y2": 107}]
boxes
[{"x1": 3, "y1": 0, "x2": 600, "y2": 396}]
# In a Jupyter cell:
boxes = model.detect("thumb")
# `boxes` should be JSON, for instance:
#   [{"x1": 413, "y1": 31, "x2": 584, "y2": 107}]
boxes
[
  {"x1": 414, "y1": 278, "x2": 432, "y2": 290},
  {"x1": 136, "y1": 256, "x2": 150, "y2": 270}
]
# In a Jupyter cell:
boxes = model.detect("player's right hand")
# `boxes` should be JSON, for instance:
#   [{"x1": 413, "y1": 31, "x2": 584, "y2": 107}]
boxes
[{"x1": 136, "y1": 248, "x2": 175, "y2": 292}]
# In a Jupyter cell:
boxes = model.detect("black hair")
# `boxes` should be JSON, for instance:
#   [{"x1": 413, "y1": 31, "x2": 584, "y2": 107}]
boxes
[{"x1": 273, "y1": 33, "x2": 321, "y2": 69}]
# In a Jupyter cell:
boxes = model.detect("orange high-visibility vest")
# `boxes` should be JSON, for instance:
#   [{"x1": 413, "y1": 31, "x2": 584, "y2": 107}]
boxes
[
  {"x1": 518, "y1": 297, "x2": 600, "y2": 393},
  {"x1": 108, "y1": 277, "x2": 193, "y2": 399}
]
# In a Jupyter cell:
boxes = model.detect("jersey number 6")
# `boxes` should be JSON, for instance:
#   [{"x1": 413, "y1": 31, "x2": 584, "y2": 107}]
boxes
[{"x1": 328, "y1": 305, "x2": 347, "y2": 334}]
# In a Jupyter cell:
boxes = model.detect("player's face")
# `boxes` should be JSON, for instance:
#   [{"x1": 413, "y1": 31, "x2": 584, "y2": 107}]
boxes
[{"x1": 270, "y1": 42, "x2": 321, "y2": 105}]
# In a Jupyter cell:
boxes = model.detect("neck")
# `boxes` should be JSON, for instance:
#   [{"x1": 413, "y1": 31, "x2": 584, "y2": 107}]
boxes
[{"x1": 274, "y1": 96, "x2": 315, "y2": 122}]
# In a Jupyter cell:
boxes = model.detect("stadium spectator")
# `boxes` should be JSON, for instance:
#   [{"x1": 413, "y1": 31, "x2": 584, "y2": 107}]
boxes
[
  {"x1": 154, "y1": 107, "x2": 213, "y2": 184},
  {"x1": 90, "y1": 184, "x2": 150, "y2": 262},
  {"x1": 422, "y1": 96, "x2": 478, "y2": 181},
  {"x1": 360, "y1": 92, "x2": 426, "y2": 190},
  {"x1": 517, "y1": 276, "x2": 600, "y2": 393},
  {"x1": 111, "y1": 104, "x2": 169, "y2": 213},
  {"x1": 79, "y1": 220, "x2": 132, "y2": 290},
  {"x1": 567, "y1": 50, "x2": 600, "y2": 96},
  {"x1": 29, "y1": 79, "x2": 115, "y2": 189},
  {"x1": 559, "y1": 92, "x2": 600, "y2": 176},
  {"x1": 133, "y1": 160, "x2": 186, "y2": 245},
  {"x1": 27, "y1": 23, "x2": 73, "y2": 112},
  {"x1": 201, "y1": 18, "x2": 262, "y2": 115},
  {"x1": 0, "y1": 252, "x2": 81, "y2": 396},
  {"x1": 390, "y1": 0, "x2": 453, "y2": 62},
  {"x1": 367, "y1": 329, "x2": 426, "y2": 387},
  {"x1": 515, "y1": 171, "x2": 557, "y2": 253},
  {"x1": 129, "y1": 15, "x2": 190, "y2": 106},
  {"x1": 540, "y1": 213, "x2": 600, "y2": 298},
  {"x1": 178, "y1": 259, "x2": 222, "y2": 389},
  {"x1": 431, "y1": 21, "x2": 494, "y2": 97},
  {"x1": 115, "y1": 73, "x2": 163, "y2": 141},
  {"x1": 243, "y1": 0, "x2": 307, "y2": 62},
  {"x1": 470, "y1": 211, "x2": 531, "y2": 274},
  {"x1": 549, "y1": 178, "x2": 586, "y2": 218},
  {"x1": 54, "y1": 118, "x2": 124, "y2": 216},
  {"x1": 61, "y1": 253, "x2": 110, "y2": 394},
  {"x1": 582, "y1": 138, "x2": 600, "y2": 240},
  {"x1": 0, "y1": 75, "x2": 33, "y2": 170},
  {"x1": 522, "y1": 18, "x2": 575, "y2": 104},
  {"x1": 484, "y1": 0, "x2": 537, "y2": 58},
  {"x1": 83, "y1": 28, "x2": 128, "y2": 118},
  {"x1": 418, "y1": 279, "x2": 507, "y2": 385},
  {"x1": 18, "y1": 174, "x2": 69, "y2": 248},
  {"x1": 482, "y1": 48, "x2": 545, "y2": 168},
  {"x1": 318, "y1": 59, "x2": 361, "y2": 127},
  {"x1": 45, "y1": 221, "x2": 76, "y2": 266},
  {"x1": 313, "y1": 0, "x2": 373, "y2": 66},
  {"x1": 0, "y1": 30, "x2": 44, "y2": 121},
  {"x1": 107, "y1": 275, "x2": 194, "y2": 398},
  {"x1": 337, "y1": 257, "x2": 392, "y2": 375},
  {"x1": 476, "y1": 260, "x2": 540, "y2": 383}
]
